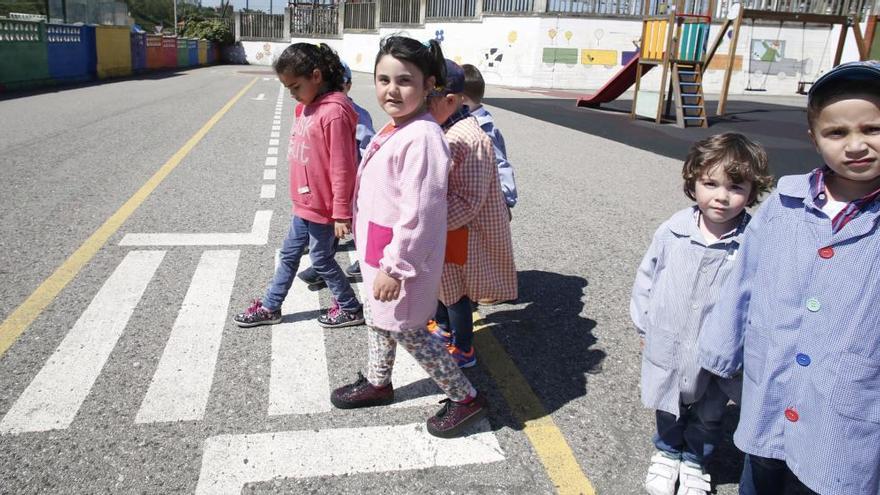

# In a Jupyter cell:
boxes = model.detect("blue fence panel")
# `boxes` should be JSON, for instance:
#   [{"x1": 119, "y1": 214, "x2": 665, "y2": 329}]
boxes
[
  {"x1": 131, "y1": 31, "x2": 146, "y2": 72},
  {"x1": 46, "y1": 24, "x2": 96, "y2": 83},
  {"x1": 187, "y1": 38, "x2": 198, "y2": 66}
]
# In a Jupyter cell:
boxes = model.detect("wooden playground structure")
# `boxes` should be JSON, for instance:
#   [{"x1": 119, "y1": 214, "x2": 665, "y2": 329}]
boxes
[{"x1": 629, "y1": 0, "x2": 875, "y2": 128}]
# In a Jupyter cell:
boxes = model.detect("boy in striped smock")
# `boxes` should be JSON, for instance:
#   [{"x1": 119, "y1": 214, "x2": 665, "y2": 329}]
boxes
[
  {"x1": 631, "y1": 133, "x2": 772, "y2": 495},
  {"x1": 700, "y1": 61, "x2": 880, "y2": 495}
]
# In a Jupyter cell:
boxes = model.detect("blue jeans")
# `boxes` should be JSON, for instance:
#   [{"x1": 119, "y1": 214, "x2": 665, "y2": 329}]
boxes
[
  {"x1": 653, "y1": 380, "x2": 727, "y2": 466},
  {"x1": 263, "y1": 216, "x2": 359, "y2": 312},
  {"x1": 739, "y1": 455, "x2": 817, "y2": 495},
  {"x1": 435, "y1": 296, "x2": 474, "y2": 352}
]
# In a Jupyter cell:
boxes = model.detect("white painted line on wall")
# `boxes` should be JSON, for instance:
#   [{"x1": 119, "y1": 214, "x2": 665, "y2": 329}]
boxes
[
  {"x1": 119, "y1": 211, "x2": 273, "y2": 246},
  {"x1": 135, "y1": 250, "x2": 239, "y2": 424},
  {"x1": 265, "y1": 157, "x2": 278, "y2": 167},
  {"x1": 0, "y1": 251, "x2": 165, "y2": 434},
  {"x1": 195, "y1": 423, "x2": 504, "y2": 494},
  {"x1": 263, "y1": 169, "x2": 277, "y2": 181},
  {"x1": 267, "y1": 147, "x2": 278, "y2": 156},
  {"x1": 268, "y1": 256, "x2": 332, "y2": 416},
  {"x1": 260, "y1": 184, "x2": 276, "y2": 199}
]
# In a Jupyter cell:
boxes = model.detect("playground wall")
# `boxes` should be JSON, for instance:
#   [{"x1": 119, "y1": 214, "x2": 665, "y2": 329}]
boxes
[{"x1": 235, "y1": 15, "x2": 867, "y2": 96}]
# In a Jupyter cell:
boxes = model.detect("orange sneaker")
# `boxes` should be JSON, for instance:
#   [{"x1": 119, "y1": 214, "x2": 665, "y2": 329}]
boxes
[
  {"x1": 447, "y1": 344, "x2": 476, "y2": 368},
  {"x1": 427, "y1": 320, "x2": 452, "y2": 344}
]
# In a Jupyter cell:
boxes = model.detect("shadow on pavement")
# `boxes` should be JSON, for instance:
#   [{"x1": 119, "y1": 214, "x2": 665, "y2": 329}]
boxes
[
  {"x1": 472, "y1": 269, "x2": 605, "y2": 427},
  {"x1": 0, "y1": 69, "x2": 189, "y2": 101},
  {"x1": 484, "y1": 97, "x2": 818, "y2": 179}
]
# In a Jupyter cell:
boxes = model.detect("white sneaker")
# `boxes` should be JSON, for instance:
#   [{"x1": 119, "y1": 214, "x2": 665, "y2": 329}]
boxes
[
  {"x1": 676, "y1": 462, "x2": 711, "y2": 495},
  {"x1": 645, "y1": 451, "x2": 681, "y2": 495}
]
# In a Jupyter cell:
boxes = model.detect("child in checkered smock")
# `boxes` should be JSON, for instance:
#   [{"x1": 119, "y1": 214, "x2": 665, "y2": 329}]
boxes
[
  {"x1": 329, "y1": 36, "x2": 489, "y2": 439},
  {"x1": 632, "y1": 133, "x2": 772, "y2": 495},
  {"x1": 424, "y1": 59, "x2": 517, "y2": 370}
]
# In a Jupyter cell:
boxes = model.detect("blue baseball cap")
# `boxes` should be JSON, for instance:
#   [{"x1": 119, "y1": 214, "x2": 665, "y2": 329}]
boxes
[
  {"x1": 341, "y1": 60, "x2": 352, "y2": 83},
  {"x1": 439, "y1": 59, "x2": 465, "y2": 95},
  {"x1": 808, "y1": 60, "x2": 880, "y2": 104}
]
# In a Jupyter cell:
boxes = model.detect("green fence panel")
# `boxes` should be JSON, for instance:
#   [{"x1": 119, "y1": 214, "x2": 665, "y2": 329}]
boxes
[
  {"x1": 0, "y1": 20, "x2": 50, "y2": 90},
  {"x1": 177, "y1": 38, "x2": 189, "y2": 66}
]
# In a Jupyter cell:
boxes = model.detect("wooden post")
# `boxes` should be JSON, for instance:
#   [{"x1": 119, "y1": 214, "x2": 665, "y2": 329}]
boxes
[
  {"x1": 833, "y1": 21, "x2": 849, "y2": 66},
  {"x1": 655, "y1": 10, "x2": 677, "y2": 123},
  {"x1": 852, "y1": 18, "x2": 867, "y2": 60},
  {"x1": 717, "y1": 5, "x2": 742, "y2": 116},
  {"x1": 632, "y1": 19, "x2": 650, "y2": 119}
]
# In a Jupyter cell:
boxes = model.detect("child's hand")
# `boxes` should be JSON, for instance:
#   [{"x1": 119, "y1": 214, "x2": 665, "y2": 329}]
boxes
[
  {"x1": 334, "y1": 220, "x2": 351, "y2": 238},
  {"x1": 373, "y1": 271, "x2": 401, "y2": 302}
]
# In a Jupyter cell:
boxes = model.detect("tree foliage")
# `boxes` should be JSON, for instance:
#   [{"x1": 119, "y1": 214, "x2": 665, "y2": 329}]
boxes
[{"x1": 181, "y1": 18, "x2": 232, "y2": 44}]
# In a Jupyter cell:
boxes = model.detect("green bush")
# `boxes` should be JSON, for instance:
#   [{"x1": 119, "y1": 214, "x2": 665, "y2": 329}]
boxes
[{"x1": 182, "y1": 19, "x2": 233, "y2": 45}]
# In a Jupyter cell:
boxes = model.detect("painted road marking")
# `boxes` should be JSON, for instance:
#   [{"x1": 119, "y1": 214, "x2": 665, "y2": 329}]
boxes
[
  {"x1": 263, "y1": 169, "x2": 276, "y2": 180},
  {"x1": 268, "y1": 138, "x2": 279, "y2": 146},
  {"x1": 474, "y1": 313, "x2": 596, "y2": 495},
  {"x1": 0, "y1": 251, "x2": 165, "y2": 434},
  {"x1": 342, "y1": 250, "x2": 442, "y2": 408},
  {"x1": 270, "y1": 131, "x2": 280, "y2": 138},
  {"x1": 0, "y1": 77, "x2": 258, "y2": 359},
  {"x1": 267, "y1": 147, "x2": 278, "y2": 156},
  {"x1": 119, "y1": 211, "x2": 272, "y2": 247},
  {"x1": 272, "y1": 125, "x2": 280, "y2": 131},
  {"x1": 194, "y1": 422, "x2": 504, "y2": 494},
  {"x1": 252, "y1": 93, "x2": 266, "y2": 101},
  {"x1": 268, "y1": 256, "x2": 332, "y2": 416},
  {"x1": 265, "y1": 157, "x2": 278, "y2": 167},
  {"x1": 135, "y1": 250, "x2": 239, "y2": 424},
  {"x1": 260, "y1": 184, "x2": 276, "y2": 199}
]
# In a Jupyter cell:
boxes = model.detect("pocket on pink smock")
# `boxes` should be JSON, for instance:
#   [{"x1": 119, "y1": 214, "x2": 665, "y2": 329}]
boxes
[{"x1": 365, "y1": 221, "x2": 393, "y2": 268}]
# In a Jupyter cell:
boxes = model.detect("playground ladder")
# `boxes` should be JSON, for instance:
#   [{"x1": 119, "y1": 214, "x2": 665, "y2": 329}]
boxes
[{"x1": 671, "y1": 62, "x2": 708, "y2": 128}]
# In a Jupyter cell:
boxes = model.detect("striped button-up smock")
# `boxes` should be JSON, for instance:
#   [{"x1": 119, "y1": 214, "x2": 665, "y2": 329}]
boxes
[
  {"x1": 631, "y1": 206, "x2": 747, "y2": 418},
  {"x1": 438, "y1": 115, "x2": 517, "y2": 306},
  {"x1": 699, "y1": 172, "x2": 880, "y2": 495}
]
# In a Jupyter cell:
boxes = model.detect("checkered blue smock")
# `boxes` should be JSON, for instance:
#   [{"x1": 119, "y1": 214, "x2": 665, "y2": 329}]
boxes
[
  {"x1": 699, "y1": 173, "x2": 880, "y2": 495},
  {"x1": 631, "y1": 206, "x2": 746, "y2": 418}
]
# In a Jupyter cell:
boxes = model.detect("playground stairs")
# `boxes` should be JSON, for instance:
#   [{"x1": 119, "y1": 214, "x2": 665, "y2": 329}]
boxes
[{"x1": 671, "y1": 62, "x2": 708, "y2": 128}]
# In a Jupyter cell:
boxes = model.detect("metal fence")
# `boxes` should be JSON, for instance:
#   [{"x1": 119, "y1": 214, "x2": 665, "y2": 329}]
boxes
[
  {"x1": 240, "y1": 12, "x2": 285, "y2": 39},
  {"x1": 343, "y1": 1, "x2": 376, "y2": 30},
  {"x1": 483, "y1": 0, "x2": 534, "y2": 12},
  {"x1": 547, "y1": 0, "x2": 642, "y2": 15},
  {"x1": 379, "y1": 0, "x2": 421, "y2": 24},
  {"x1": 426, "y1": 0, "x2": 477, "y2": 18},
  {"x1": 290, "y1": 3, "x2": 339, "y2": 36}
]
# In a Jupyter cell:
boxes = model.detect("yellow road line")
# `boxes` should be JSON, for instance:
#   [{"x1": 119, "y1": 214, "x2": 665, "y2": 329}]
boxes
[
  {"x1": 0, "y1": 77, "x2": 259, "y2": 358},
  {"x1": 473, "y1": 311, "x2": 596, "y2": 495}
]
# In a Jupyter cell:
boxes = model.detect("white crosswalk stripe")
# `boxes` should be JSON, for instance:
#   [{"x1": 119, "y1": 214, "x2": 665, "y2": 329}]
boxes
[
  {"x1": 0, "y1": 250, "x2": 166, "y2": 434},
  {"x1": 268, "y1": 255, "x2": 332, "y2": 416},
  {"x1": 135, "y1": 250, "x2": 240, "y2": 424}
]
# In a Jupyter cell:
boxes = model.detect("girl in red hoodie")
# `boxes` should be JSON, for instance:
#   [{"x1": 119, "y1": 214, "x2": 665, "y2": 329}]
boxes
[{"x1": 234, "y1": 43, "x2": 363, "y2": 328}]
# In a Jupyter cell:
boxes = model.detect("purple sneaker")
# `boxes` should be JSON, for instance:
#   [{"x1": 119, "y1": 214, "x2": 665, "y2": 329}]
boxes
[
  {"x1": 426, "y1": 393, "x2": 488, "y2": 438},
  {"x1": 233, "y1": 299, "x2": 282, "y2": 327}
]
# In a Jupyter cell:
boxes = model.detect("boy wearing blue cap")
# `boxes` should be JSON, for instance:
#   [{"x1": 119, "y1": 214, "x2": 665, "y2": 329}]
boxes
[{"x1": 699, "y1": 60, "x2": 880, "y2": 495}]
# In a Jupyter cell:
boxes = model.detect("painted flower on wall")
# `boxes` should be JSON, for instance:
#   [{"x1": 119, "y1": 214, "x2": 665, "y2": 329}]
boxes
[{"x1": 434, "y1": 29, "x2": 445, "y2": 43}]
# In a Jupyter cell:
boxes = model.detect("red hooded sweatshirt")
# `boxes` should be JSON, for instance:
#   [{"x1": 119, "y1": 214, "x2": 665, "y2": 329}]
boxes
[{"x1": 288, "y1": 91, "x2": 358, "y2": 224}]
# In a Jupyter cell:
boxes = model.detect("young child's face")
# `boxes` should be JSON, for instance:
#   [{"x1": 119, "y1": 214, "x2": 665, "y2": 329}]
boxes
[
  {"x1": 809, "y1": 95, "x2": 880, "y2": 192},
  {"x1": 694, "y1": 164, "x2": 752, "y2": 228},
  {"x1": 278, "y1": 68, "x2": 323, "y2": 105},
  {"x1": 374, "y1": 55, "x2": 434, "y2": 125}
]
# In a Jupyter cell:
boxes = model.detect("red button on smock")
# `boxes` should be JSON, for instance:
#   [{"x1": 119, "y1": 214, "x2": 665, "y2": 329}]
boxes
[
  {"x1": 784, "y1": 408, "x2": 799, "y2": 422},
  {"x1": 818, "y1": 247, "x2": 834, "y2": 259}
]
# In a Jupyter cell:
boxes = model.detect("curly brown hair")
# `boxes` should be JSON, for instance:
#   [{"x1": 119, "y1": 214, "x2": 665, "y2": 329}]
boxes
[{"x1": 682, "y1": 132, "x2": 773, "y2": 206}]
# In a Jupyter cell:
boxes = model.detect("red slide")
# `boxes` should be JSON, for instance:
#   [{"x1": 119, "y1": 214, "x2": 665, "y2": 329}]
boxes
[{"x1": 576, "y1": 54, "x2": 652, "y2": 108}]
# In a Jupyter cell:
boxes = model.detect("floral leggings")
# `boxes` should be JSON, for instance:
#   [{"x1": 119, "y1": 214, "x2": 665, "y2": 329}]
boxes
[{"x1": 366, "y1": 326, "x2": 475, "y2": 402}]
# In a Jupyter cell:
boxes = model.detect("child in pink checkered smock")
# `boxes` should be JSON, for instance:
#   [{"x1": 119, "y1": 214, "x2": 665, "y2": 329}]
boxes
[
  {"x1": 425, "y1": 60, "x2": 518, "y2": 369},
  {"x1": 329, "y1": 36, "x2": 490, "y2": 439}
]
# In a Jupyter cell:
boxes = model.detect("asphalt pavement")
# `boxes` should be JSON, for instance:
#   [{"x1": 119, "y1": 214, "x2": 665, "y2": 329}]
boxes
[{"x1": 0, "y1": 65, "x2": 816, "y2": 494}]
